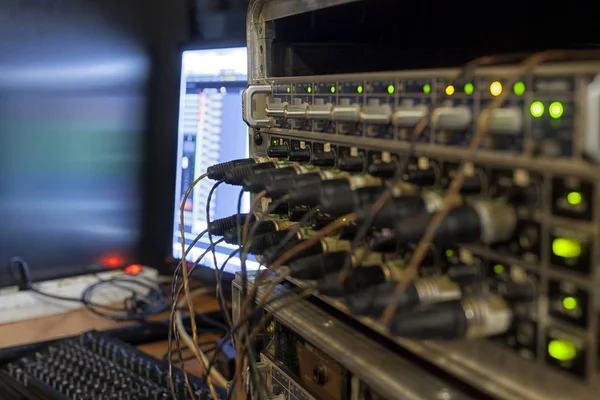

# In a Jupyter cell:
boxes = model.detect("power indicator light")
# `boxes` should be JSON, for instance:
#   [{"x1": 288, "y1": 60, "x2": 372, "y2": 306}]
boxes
[
  {"x1": 307, "y1": 86, "x2": 312, "y2": 93},
  {"x1": 124, "y1": 264, "x2": 142, "y2": 275},
  {"x1": 548, "y1": 340, "x2": 577, "y2": 362},
  {"x1": 464, "y1": 83, "x2": 474, "y2": 95},
  {"x1": 286, "y1": 87, "x2": 291, "y2": 93},
  {"x1": 387, "y1": 84, "x2": 395, "y2": 94},
  {"x1": 357, "y1": 85, "x2": 364, "y2": 94},
  {"x1": 99, "y1": 254, "x2": 125, "y2": 268},
  {"x1": 423, "y1": 84, "x2": 431, "y2": 94},
  {"x1": 330, "y1": 86, "x2": 336, "y2": 93},
  {"x1": 445, "y1": 85, "x2": 455, "y2": 96},
  {"x1": 490, "y1": 81, "x2": 503, "y2": 96},
  {"x1": 445, "y1": 249, "x2": 455, "y2": 257},
  {"x1": 552, "y1": 238, "x2": 582, "y2": 259},
  {"x1": 567, "y1": 191, "x2": 582, "y2": 206},
  {"x1": 562, "y1": 296, "x2": 578, "y2": 311},
  {"x1": 493, "y1": 264, "x2": 505, "y2": 274},
  {"x1": 513, "y1": 81, "x2": 526, "y2": 96},
  {"x1": 530, "y1": 101, "x2": 544, "y2": 118},
  {"x1": 549, "y1": 101, "x2": 564, "y2": 119}
]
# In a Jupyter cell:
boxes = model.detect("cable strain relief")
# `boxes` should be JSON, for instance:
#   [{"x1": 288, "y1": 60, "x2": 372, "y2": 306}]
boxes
[
  {"x1": 242, "y1": 173, "x2": 276, "y2": 193},
  {"x1": 207, "y1": 162, "x2": 232, "y2": 180},
  {"x1": 247, "y1": 230, "x2": 290, "y2": 254},
  {"x1": 288, "y1": 185, "x2": 321, "y2": 207},
  {"x1": 208, "y1": 214, "x2": 250, "y2": 236},
  {"x1": 343, "y1": 265, "x2": 387, "y2": 294},
  {"x1": 207, "y1": 158, "x2": 256, "y2": 180},
  {"x1": 222, "y1": 228, "x2": 239, "y2": 244},
  {"x1": 223, "y1": 165, "x2": 255, "y2": 185},
  {"x1": 320, "y1": 191, "x2": 355, "y2": 215}
]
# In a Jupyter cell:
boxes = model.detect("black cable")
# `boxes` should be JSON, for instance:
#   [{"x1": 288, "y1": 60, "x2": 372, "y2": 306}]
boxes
[
  {"x1": 170, "y1": 230, "x2": 208, "y2": 320},
  {"x1": 8, "y1": 257, "x2": 168, "y2": 321},
  {"x1": 269, "y1": 207, "x2": 319, "y2": 258},
  {"x1": 172, "y1": 321, "x2": 196, "y2": 399},
  {"x1": 9, "y1": 257, "x2": 116, "y2": 309},
  {"x1": 235, "y1": 188, "x2": 265, "y2": 399},
  {"x1": 204, "y1": 286, "x2": 310, "y2": 384},
  {"x1": 180, "y1": 229, "x2": 209, "y2": 263},
  {"x1": 246, "y1": 196, "x2": 290, "y2": 245},
  {"x1": 163, "y1": 342, "x2": 219, "y2": 360},
  {"x1": 171, "y1": 241, "x2": 227, "y2": 374},
  {"x1": 170, "y1": 227, "x2": 210, "y2": 313},
  {"x1": 236, "y1": 196, "x2": 317, "y2": 396},
  {"x1": 166, "y1": 346, "x2": 218, "y2": 362},
  {"x1": 238, "y1": 195, "x2": 290, "y2": 331},
  {"x1": 213, "y1": 247, "x2": 242, "y2": 391},
  {"x1": 81, "y1": 277, "x2": 168, "y2": 321},
  {"x1": 168, "y1": 228, "x2": 211, "y2": 383},
  {"x1": 220, "y1": 287, "x2": 313, "y2": 400},
  {"x1": 167, "y1": 228, "x2": 208, "y2": 368},
  {"x1": 217, "y1": 248, "x2": 240, "y2": 319},
  {"x1": 242, "y1": 195, "x2": 291, "y2": 265},
  {"x1": 206, "y1": 181, "x2": 224, "y2": 273},
  {"x1": 193, "y1": 310, "x2": 229, "y2": 332},
  {"x1": 167, "y1": 238, "x2": 225, "y2": 393},
  {"x1": 236, "y1": 188, "x2": 248, "y2": 310}
]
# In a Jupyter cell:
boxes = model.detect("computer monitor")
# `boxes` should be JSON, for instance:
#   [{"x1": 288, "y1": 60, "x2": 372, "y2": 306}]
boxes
[{"x1": 172, "y1": 45, "x2": 259, "y2": 272}]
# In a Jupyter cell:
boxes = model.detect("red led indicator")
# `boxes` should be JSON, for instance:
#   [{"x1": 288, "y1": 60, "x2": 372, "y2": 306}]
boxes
[
  {"x1": 124, "y1": 264, "x2": 143, "y2": 275},
  {"x1": 99, "y1": 254, "x2": 124, "y2": 268}
]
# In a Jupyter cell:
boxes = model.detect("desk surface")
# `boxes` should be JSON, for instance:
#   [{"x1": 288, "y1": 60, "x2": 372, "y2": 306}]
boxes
[{"x1": 0, "y1": 292, "x2": 223, "y2": 377}]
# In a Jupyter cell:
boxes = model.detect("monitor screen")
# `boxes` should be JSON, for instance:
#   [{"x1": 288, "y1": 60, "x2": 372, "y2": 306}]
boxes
[{"x1": 172, "y1": 46, "x2": 259, "y2": 272}]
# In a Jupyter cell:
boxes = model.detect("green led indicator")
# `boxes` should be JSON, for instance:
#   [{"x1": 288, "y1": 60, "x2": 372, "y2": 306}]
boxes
[
  {"x1": 387, "y1": 84, "x2": 395, "y2": 94},
  {"x1": 307, "y1": 86, "x2": 312, "y2": 93},
  {"x1": 567, "y1": 191, "x2": 582, "y2": 206},
  {"x1": 562, "y1": 296, "x2": 578, "y2": 311},
  {"x1": 330, "y1": 86, "x2": 336, "y2": 93},
  {"x1": 548, "y1": 340, "x2": 577, "y2": 362},
  {"x1": 423, "y1": 84, "x2": 431, "y2": 94},
  {"x1": 552, "y1": 238, "x2": 582, "y2": 259},
  {"x1": 286, "y1": 87, "x2": 291, "y2": 93},
  {"x1": 357, "y1": 85, "x2": 364, "y2": 94},
  {"x1": 445, "y1": 249, "x2": 455, "y2": 257},
  {"x1": 513, "y1": 81, "x2": 526, "y2": 96},
  {"x1": 530, "y1": 101, "x2": 544, "y2": 118},
  {"x1": 493, "y1": 264, "x2": 505, "y2": 274},
  {"x1": 464, "y1": 83, "x2": 474, "y2": 95},
  {"x1": 549, "y1": 101, "x2": 564, "y2": 119}
]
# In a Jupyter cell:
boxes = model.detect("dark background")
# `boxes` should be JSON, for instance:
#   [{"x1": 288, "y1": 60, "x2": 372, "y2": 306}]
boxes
[{"x1": 0, "y1": 0, "x2": 247, "y2": 286}]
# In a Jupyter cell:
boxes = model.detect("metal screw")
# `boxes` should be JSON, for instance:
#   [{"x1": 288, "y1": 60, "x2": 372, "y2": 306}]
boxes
[{"x1": 254, "y1": 132, "x2": 263, "y2": 146}]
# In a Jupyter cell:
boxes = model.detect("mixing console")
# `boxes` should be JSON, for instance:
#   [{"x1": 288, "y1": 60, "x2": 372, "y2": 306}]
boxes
[{"x1": 0, "y1": 331, "x2": 224, "y2": 400}]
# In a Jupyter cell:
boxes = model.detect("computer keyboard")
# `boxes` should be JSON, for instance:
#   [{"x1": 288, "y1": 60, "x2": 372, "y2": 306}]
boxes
[{"x1": 0, "y1": 331, "x2": 225, "y2": 400}]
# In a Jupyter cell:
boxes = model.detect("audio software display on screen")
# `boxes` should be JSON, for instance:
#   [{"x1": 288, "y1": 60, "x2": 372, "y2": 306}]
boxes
[{"x1": 172, "y1": 46, "x2": 259, "y2": 271}]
